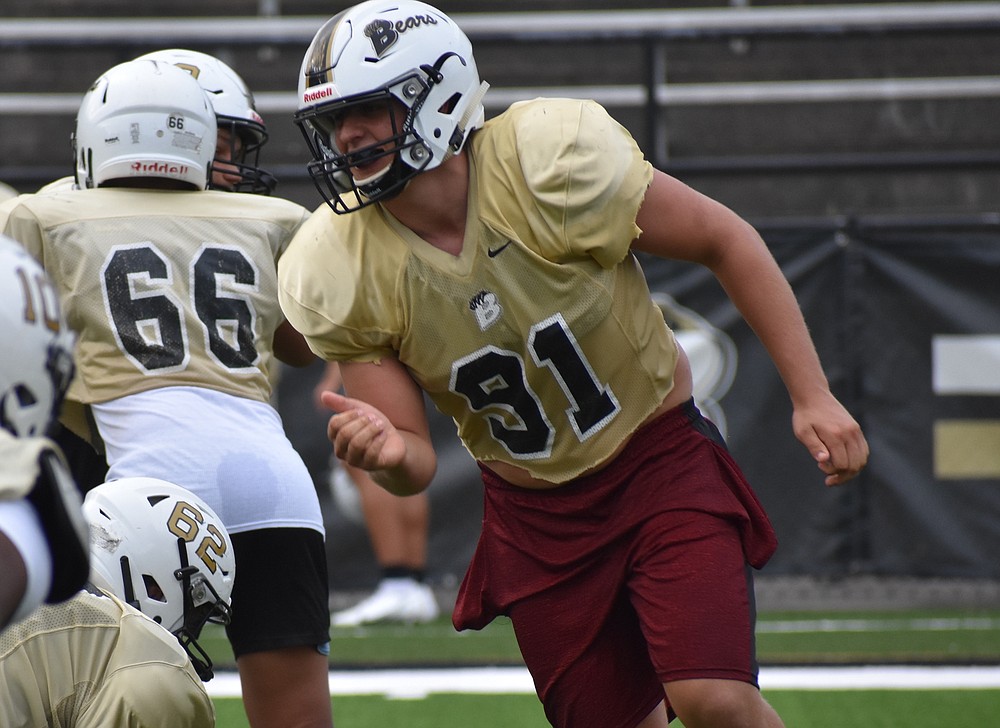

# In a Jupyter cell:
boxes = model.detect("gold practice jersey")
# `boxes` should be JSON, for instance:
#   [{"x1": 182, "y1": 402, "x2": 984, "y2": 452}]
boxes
[
  {"x1": 0, "y1": 587, "x2": 214, "y2": 728},
  {"x1": 280, "y1": 98, "x2": 678, "y2": 483},
  {"x1": 4, "y1": 188, "x2": 309, "y2": 406}
]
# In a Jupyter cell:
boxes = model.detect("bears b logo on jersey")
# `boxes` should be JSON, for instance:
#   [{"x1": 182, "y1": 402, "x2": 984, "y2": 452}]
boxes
[{"x1": 470, "y1": 290, "x2": 502, "y2": 331}]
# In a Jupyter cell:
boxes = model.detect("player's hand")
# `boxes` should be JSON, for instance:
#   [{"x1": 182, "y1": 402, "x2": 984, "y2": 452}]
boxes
[
  {"x1": 792, "y1": 394, "x2": 869, "y2": 487},
  {"x1": 321, "y1": 390, "x2": 406, "y2": 473}
]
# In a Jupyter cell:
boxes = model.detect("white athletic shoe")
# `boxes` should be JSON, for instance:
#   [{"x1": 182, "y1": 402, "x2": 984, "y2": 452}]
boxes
[{"x1": 331, "y1": 577, "x2": 440, "y2": 627}]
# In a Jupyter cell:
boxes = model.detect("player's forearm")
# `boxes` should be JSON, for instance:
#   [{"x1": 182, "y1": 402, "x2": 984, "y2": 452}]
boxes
[
  {"x1": 370, "y1": 431, "x2": 437, "y2": 497},
  {"x1": 712, "y1": 231, "x2": 833, "y2": 405}
]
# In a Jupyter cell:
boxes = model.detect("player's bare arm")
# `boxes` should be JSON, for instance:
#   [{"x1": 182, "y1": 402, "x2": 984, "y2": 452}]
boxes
[
  {"x1": 321, "y1": 358, "x2": 437, "y2": 496},
  {"x1": 632, "y1": 170, "x2": 869, "y2": 485},
  {"x1": 312, "y1": 361, "x2": 344, "y2": 411},
  {"x1": 272, "y1": 320, "x2": 317, "y2": 367}
]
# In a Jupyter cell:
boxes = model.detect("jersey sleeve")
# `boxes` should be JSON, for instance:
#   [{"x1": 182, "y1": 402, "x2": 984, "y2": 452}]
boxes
[
  {"x1": 277, "y1": 208, "x2": 404, "y2": 363},
  {"x1": 1, "y1": 196, "x2": 44, "y2": 263},
  {"x1": 271, "y1": 204, "x2": 313, "y2": 262},
  {"x1": 511, "y1": 99, "x2": 653, "y2": 268},
  {"x1": 0, "y1": 194, "x2": 22, "y2": 229},
  {"x1": 87, "y1": 666, "x2": 214, "y2": 728},
  {"x1": 82, "y1": 609, "x2": 215, "y2": 728}
]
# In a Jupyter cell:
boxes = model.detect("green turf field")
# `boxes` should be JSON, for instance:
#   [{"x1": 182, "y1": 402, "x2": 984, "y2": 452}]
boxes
[
  {"x1": 203, "y1": 608, "x2": 1000, "y2": 727},
  {"x1": 201, "y1": 609, "x2": 1000, "y2": 668},
  {"x1": 211, "y1": 688, "x2": 1000, "y2": 728}
]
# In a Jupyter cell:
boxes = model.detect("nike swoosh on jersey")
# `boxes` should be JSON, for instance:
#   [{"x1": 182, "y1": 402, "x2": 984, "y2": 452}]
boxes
[{"x1": 487, "y1": 241, "x2": 512, "y2": 258}]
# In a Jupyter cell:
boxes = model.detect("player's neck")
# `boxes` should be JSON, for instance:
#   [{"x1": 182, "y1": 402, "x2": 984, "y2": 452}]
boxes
[{"x1": 382, "y1": 152, "x2": 468, "y2": 255}]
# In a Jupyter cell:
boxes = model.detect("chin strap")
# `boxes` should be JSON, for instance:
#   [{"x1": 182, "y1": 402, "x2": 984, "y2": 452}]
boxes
[
  {"x1": 444, "y1": 81, "x2": 491, "y2": 161},
  {"x1": 172, "y1": 537, "x2": 229, "y2": 682}
]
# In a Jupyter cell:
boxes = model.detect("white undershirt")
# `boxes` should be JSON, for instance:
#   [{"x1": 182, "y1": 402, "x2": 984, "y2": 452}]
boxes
[{"x1": 92, "y1": 386, "x2": 323, "y2": 535}]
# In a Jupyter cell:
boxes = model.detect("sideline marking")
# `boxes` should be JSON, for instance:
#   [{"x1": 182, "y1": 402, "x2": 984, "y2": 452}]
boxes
[
  {"x1": 206, "y1": 666, "x2": 1000, "y2": 699},
  {"x1": 756, "y1": 617, "x2": 1000, "y2": 633}
]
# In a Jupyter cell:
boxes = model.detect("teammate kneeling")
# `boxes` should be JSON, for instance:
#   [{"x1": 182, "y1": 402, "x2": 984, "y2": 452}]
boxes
[{"x1": 0, "y1": 477, "x2": 235, "y2": 728}]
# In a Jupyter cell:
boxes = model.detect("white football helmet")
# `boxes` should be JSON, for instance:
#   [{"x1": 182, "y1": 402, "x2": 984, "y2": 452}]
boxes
[
  {"x1": 84, "y1": 477, "x2": 236, "y2": 681},
  {"x1": 134, "y1": 49, "x2": 275, "y2": 194},
  {"x1": 0, "y1": 234, "x2": 75, "y2": 438},
  {"x1": 295, "y1": 0, "x2": 489, "y2": 213},
  {"x1": 74, "y1": 59, "x2": 216, "y2": 190}
]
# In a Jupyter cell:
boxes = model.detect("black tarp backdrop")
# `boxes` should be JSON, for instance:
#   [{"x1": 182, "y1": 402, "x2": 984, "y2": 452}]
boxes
[
  {"x1": 277, "y1": 216, "x2": 1000, "y2": 592},
  {"x1": 644, "y1": 216, "x2": 1000, "y2": 579},
  {"x1": 853, "y1": 221, "x2": 1000, "y2": 577}
]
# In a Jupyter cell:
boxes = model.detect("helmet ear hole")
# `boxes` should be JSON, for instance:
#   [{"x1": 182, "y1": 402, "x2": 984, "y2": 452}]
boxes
[
  {"x1": 13, "y1": 384, "x2": 38, "y2": 408},
  {"x1": 438, "y1": 93, "x2": 460, "y2": 115},
  {"x1": 143, "y1": 574, "x2": 167, "y2": 602}
]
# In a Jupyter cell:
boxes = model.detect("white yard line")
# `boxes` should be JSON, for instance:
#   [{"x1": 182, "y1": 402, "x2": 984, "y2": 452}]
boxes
[
  {"x1": 757, "y1": 617, "x2": 1000, "y2": 633},
  {"x1": 759, "y1": 666, "x2": 1000, "y2": 690},
  {"x1": 205, "y1": 665, "x2": 1000, "y2": 699}
]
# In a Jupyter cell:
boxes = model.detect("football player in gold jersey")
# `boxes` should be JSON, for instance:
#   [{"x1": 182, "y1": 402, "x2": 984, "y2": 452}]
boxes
[
  {"x1": 0, "y1": 234, "x2": 86, "y2": 631},
  {"x1": 4, "y1": 60, "x2": 332, "y2": 728},
  {"x1": 0, "y1": 50, "x2": 282, "y2": 496},
  {"x1": 283, "y1": 2, "x2": 869, "y2": 727},
  {"x1": 1, "y1": 477, "x2": 232, "y2": 728}
]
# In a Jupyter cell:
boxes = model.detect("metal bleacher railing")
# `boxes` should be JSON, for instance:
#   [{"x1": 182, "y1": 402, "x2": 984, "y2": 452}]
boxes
[{"x1": 2, "y1": 2, "x2": 1000, "y2": 180}]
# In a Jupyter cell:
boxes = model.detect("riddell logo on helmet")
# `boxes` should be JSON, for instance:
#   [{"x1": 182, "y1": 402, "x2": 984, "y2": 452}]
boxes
[
  {"x1": 303, "y1": 86, "x2": 334, "y2": 104},
  {"x1": 130, "y1": 161, "x2": 190, "y2": 176}
]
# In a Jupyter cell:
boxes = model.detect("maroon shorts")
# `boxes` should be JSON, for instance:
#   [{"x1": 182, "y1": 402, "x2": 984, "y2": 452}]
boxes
[{"x1": 453, "y1": 400, "x2": 778, "y2": 728}]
